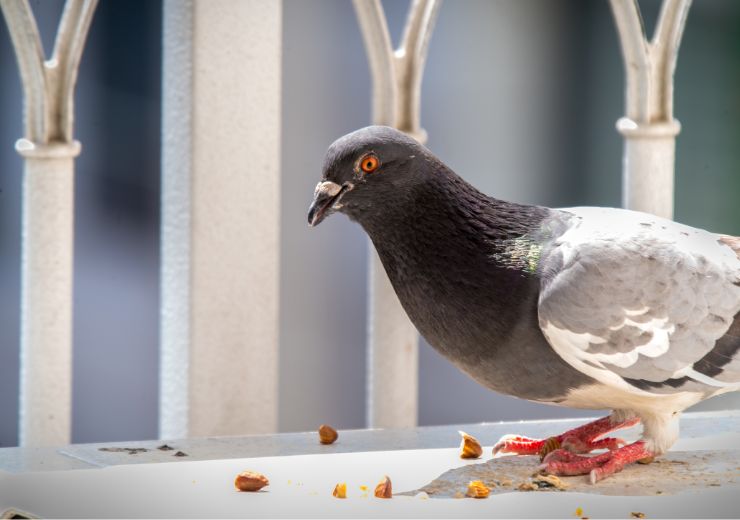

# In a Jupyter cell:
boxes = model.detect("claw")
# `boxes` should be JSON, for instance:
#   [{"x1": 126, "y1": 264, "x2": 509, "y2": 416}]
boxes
[{"x1": 492, "y1": 434, "x2": 542, "y2": 456}]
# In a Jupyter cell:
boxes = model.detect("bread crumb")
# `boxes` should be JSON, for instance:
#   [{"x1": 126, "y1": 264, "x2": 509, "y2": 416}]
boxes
[
  {"x1": 517, "y1": 481, "x2": 538, "y2": 491},
  {"x1": 332, "y1": 482, "x2": 347, "y2": 499},
  {"x1": 466, "y1": 480, "x2": 490, "y2": 499},
  {"x1": 533, "y1": 474, "x2": 568, "y2": 490}
]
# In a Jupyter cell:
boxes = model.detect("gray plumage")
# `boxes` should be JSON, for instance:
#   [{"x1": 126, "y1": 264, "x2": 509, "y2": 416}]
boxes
[
  {"x1": 308, "y1": 126, "x2": 740, "y2": 455},
  {"x1": 538, "y1": 207, "x2": 740, "y2": 399}
]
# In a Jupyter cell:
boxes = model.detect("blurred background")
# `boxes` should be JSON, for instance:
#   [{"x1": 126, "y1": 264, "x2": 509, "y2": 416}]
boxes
[{"x1": 1, "y1": 0, "x2": 739, "y2": 448}]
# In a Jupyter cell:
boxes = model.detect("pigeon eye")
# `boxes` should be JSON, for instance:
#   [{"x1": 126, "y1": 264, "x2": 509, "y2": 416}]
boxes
[{"x1": 360, "y1": 154, "x2": 379, "y2": 173}]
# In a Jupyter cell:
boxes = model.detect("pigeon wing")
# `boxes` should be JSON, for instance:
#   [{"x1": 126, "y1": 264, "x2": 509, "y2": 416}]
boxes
[{"x1": 537, "y1": 207, "x2": 740, "y2": 396}]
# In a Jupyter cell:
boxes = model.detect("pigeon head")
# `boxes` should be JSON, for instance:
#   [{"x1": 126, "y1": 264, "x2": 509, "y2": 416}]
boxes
[{"x1": 307, "y1": 125, "x2": 427, "y2": 226}]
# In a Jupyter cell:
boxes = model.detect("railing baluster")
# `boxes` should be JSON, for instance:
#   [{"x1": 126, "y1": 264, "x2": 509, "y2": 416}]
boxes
[
  {"x1": 353, "y1": 0, "x2": 442, "y2": 429},
  {"x1": 0, "y1": 0, "x2": 98, "y2": 446},
  {"x1": 610, "y1": 0, "x2": 692, "y2": 219},
  {"x1": 159, "y1": 0, "x2": 281, "y2": 439}
]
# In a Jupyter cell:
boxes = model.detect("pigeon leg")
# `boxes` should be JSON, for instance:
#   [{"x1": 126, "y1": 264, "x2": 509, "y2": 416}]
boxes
[
  {"x1": 492, "y1": 415, "x2": 639, "y2": 458},
  {"x1": 538, "y1": 440, "x2": 653, "y2": 483}
]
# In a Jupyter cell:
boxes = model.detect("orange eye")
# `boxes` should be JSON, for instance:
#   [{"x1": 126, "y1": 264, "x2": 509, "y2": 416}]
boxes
[{"x1": 360, "y1": 154, "x2": 379, "y2": 173}]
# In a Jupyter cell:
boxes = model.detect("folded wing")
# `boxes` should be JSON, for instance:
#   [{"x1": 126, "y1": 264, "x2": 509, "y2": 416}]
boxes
[{"x1": 538, "y1": 207, "x2": 740, "y2": 397}]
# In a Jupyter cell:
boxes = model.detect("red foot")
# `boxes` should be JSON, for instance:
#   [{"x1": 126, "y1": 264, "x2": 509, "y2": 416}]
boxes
[
  {"x1": 492, "y1": 415, "x2": 639, "y2": 458},
  {"x1": 539, "y1": 441, "x2": 653, "y2": 483}
]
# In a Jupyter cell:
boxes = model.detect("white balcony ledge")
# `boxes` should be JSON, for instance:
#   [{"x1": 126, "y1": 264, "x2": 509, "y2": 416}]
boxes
[{"x1": 1, "y1": 410, "x2": 739, "y2": 518}]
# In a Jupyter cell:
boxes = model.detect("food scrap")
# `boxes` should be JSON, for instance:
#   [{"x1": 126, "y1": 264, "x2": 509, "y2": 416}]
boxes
[
  {"x1": 532, "y1": 474, "x2": 568, "y2": 490},
  {"x1": 235, "y1": 471, "x2": 269, "y2": 492},
  {"x1": 466, "y1": 480, "x2": 490, "y2": 498},
  {"x1": 319, "y1": 424, "x2": 339, "y2": 445},
  {"x1": 630, "y1": 513, "x2": 646, "y2": 519},
  {"x1": 333, "y1": 482, "x2": 347, "y2": 499},
  {"x1": 517, "y1": 481, "x2": 538, "y2": 491},
  {"x1": 173, "y1": 450, "x2": 188, "y2": 457},
  {"x1": 374, "y1": 476, "x2": 392, "y2": 499},
  {"x1": 156, "y1": 444, "x2": 174, "y2": 451},
  {"x1": 575, "y1": 506, "x2": 583, "y2": 517},
  {"x1": 458, "y1": 430, "x2": 483, "y2": 459}
]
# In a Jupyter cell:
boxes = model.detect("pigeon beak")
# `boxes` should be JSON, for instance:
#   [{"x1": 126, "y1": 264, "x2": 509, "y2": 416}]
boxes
[{"x1": 307, "y1": 181, "x2": 348, "y2": 227}]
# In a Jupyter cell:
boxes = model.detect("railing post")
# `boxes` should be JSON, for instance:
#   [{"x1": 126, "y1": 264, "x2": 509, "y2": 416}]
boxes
[
  {"x1": 0, "y1": 0, "x2": 97, "y2": 447},
  {"x1": 353, "y1": 0, "x2": 442, "y2": 429},
  {"x1": 609, "y1": 0, "x2": 691, "y2": 219},
  {"x1": 160, "y1": 0, "x2": 281, "y2": 438}
]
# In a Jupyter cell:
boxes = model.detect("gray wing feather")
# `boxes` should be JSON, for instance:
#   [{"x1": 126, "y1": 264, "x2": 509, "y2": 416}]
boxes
[{"x1": 538, "y1": 207, "x2": 740, "y2": 396}]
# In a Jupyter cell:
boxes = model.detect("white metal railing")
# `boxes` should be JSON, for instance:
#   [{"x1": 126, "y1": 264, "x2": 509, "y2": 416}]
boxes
[
  {"x1": 0, "y1": 0, "x2": 97, "y2": 446},
  {"x1": 610, "y1": 0, "x2": 691, "y2": 219},
  {"x1": 0, "y1": 0, "x2": 692, "y2": 445},
  {"x1": 352, "y1": 0, "x2": 442, "y2": 429}
]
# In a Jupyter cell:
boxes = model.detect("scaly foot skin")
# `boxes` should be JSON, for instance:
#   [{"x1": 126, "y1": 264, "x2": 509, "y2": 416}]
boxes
[
  {"x1": 491, "y1": 434, "x2": 547, "y2": 456},
  {"x1": 538, "y1": 440, "x2": 654, "y2": 483},
  {"x1": 492, "y1": 415, "x2": 639, "y2": 460}
]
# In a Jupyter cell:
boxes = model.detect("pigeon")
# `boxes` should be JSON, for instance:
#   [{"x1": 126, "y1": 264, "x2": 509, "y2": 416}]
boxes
[{"x1": 307, "y1": 125, "x2": 740, "y2": 482}]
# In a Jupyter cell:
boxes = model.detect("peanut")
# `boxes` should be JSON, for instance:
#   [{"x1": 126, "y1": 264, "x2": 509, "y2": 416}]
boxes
[
  {"x1": 235, "y1": 471, "x2": 269, "y2": 492},
  {"x1": 458, "y1": 430, "x2": 483, "y2": 459},
  {"x1": 374, "y1": 476, "x2": 392, "y2": 499},
  {"x1": 319, "y1": 424, "x2": 338, "y2": 445}
]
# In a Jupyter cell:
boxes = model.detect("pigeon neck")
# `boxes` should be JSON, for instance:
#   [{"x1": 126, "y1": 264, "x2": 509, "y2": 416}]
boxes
[
  {"x1": 361, "y1": 167, "x2": 547, "y2": 248},
  {"x1": 359, "y1": 167, "x2": 552, "y2": 388}
]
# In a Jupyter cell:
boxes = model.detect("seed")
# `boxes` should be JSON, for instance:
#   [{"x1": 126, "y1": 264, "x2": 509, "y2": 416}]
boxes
[
  {"x1": 374, "y1": 476, "x2": 392, "y2": 498},
  {"x1": 458, "y1": 431, "x2": 483, "y2": 459},
  {"x1": 234, "y1": 471, "x2": 269, "y2": 492},
  {"x1": 319, "y1": 424, "x2": 339, "y2": 445}
]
